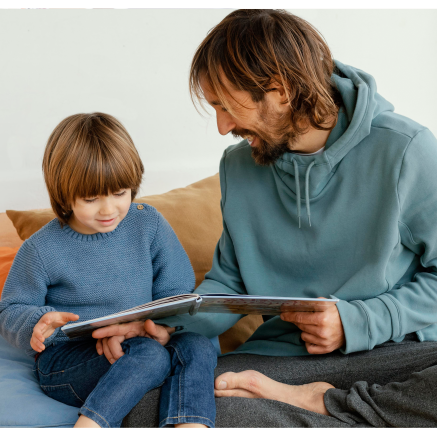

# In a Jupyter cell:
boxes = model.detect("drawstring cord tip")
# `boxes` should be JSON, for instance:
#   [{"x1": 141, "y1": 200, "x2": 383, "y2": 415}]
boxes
[
  {"x1": 298, "y1": 216, "x2": 301, "y2": 229},
  {"x1": 308, "y1": 216, "x2": 311, "y2": 227}
]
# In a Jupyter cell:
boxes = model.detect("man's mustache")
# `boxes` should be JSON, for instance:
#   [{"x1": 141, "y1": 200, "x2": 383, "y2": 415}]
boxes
[{"x1": 231, "y1": 128, "x2": 255, "y2": 139}]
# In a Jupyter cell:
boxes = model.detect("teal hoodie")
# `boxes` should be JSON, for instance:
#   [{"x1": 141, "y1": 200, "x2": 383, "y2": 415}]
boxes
[{"x1": 163, "y1": 60, "x2": 437, "y2": 356}]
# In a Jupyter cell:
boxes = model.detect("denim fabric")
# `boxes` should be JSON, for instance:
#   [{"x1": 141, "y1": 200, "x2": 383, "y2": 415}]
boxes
[
  {"x1": 34, "y1": 332, "x2": 216, "y2": 428},
  {"x1": 159, "y1": 333, "x2": 217, "y2": 427}
]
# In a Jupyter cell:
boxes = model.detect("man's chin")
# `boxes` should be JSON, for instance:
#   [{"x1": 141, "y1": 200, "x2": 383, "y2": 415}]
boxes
[{"x1": 251, "y1": 143, "x2": 290, "y2": 166}]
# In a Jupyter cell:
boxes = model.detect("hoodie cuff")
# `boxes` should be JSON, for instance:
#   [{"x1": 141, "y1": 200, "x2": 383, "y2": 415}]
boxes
[{"x1": 336, "y1": 299, "x2": 371, "y2": 354}]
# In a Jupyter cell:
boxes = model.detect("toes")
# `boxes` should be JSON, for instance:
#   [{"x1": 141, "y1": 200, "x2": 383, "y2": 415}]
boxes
[{"x1": 215, "y1": 370, "x2": 264, "y2": 396}]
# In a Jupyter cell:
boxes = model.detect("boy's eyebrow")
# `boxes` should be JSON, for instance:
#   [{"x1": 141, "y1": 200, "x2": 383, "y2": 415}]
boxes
[{"x1": 210, "y1": 100, "x2": 222, "y2": 106}]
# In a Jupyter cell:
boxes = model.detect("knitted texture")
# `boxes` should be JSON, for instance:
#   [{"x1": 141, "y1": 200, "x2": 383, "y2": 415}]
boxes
[{"x1": 0, "y1": 203, "x2": 195, "y2": 356}]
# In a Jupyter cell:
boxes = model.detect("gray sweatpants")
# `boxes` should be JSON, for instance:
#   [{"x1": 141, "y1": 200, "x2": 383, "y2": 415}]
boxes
[{"x1": 122, "y1": 335, "x2": 437, "y2": 427}]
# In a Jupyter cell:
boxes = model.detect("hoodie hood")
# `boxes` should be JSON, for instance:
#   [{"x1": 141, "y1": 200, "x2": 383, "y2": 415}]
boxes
[{"x1": 275, "y1": 60, "x2": 395, "y2": 227}]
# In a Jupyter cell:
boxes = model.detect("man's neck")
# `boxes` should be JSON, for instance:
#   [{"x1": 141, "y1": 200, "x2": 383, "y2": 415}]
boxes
[{"x1": 289, "y1": 113, "x2": 338, "y2": 154}]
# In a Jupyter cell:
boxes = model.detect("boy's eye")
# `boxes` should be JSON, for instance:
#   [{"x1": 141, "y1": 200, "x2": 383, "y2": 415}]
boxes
[
  {"x1": 221, "y1": 107, "x2": 228, "y2": 113},
  {"x1": 114, "y1": 190, "x2": 126, "y2": 197},
  {"x1": 84, "y1": 198, "x2": 97, "y2": 203}
]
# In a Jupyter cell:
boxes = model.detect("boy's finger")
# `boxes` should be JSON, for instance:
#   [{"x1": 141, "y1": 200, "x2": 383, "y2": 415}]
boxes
[
  {"x1": 102, "y1": 338, "x2": 115, "y2": 364},
  {"x1": 144, "y1": 319, "x2": 158, "y2": 338},
  {"x1": 30, "y1": 336, "x2": 45, "y2": 353},
  {"x1": 96, "y1": 338, "x2": 103, "y2": 355},
  {"x1": 53, "y1": 312, "x2": 79, "y2": 327},
  {"x1": 107, "y1": 336, "x2": 125, "y2": 360}
]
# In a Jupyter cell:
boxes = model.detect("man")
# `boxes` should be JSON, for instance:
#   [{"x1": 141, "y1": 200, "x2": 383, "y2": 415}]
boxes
[{"x1": 94, "y1": 9, "x2": 437, "y2": 427}]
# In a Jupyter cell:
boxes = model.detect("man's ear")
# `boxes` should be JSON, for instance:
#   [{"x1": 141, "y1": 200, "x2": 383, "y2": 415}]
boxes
[{"x1": 263, "y1": 78, "x2": 291, "y2": 113}]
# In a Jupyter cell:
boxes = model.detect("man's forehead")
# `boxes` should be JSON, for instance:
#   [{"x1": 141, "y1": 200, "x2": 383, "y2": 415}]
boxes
[{"x1": 199, "y1": 73, "x2": 253, "y2": 109}]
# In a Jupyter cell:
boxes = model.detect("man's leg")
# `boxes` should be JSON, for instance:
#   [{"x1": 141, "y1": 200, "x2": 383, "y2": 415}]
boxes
[
  {"x1": 123, "y1": 335, "x2": 437, "y2": 427},
  {"x1": 324, "y1": 364, "x2": 437, "y2": 427}
]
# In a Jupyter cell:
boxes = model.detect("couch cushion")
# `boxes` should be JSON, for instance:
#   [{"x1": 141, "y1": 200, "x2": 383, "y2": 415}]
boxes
[
  {"x1": 0, "y1": 247, "x2": 20, "y2": 298},
  {"x1": 0, "y1": 334, "x2": 78, "y2": 427},
  {"x1": 0, "y1": 213, "x2": 23, "y2": 248}
]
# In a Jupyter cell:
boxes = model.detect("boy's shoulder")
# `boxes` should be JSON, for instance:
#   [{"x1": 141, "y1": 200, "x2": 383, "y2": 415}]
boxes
[{"x1": 25, "y1": 217, "x2": 63, "y2": 246}]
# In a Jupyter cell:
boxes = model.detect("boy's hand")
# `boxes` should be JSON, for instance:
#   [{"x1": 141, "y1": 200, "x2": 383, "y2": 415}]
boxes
[
  {"x1": 93, "y1": 319, "x2": 175, "y2": 364},
  {"x1": 31, "y1": 311, "x2": 79, "y2": 353}
]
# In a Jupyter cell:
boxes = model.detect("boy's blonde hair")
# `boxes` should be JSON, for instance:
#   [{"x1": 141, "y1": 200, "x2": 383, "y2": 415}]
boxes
[{"x1": 43, "y1": 112, "x2": 144, "y2": 225}]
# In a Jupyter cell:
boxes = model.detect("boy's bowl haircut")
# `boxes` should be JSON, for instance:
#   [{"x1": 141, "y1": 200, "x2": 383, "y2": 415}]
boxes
[{"x1": 42, "y1": 112, "x2": 144, "y2": 225}]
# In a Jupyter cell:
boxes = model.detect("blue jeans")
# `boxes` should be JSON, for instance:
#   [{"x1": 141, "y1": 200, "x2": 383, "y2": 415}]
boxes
[{"x1": 33, "y1": 332, "x2": 217, "y2": 428}]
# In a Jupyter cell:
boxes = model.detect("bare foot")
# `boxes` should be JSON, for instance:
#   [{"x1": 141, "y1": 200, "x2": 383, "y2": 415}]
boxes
[
  {"x1": 74, "y1": 415, "x2": 101, "y2": 428},
  {"x1": 214, "y1": 370, "x2": 333, "y2": 416},
  {"x1": 175, "y1": 423, "x2": 208, "y2": 428}
]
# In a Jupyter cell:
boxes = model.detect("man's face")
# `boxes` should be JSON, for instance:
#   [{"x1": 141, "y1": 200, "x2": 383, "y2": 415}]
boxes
[{"x1": 200, "y1": 75, "x2": 296, "y2": 166}]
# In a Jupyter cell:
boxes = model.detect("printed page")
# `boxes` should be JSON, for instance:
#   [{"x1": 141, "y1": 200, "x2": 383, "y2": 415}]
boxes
[{"x1": 198, "y1": 294, "x2": 338, "y2": 315}]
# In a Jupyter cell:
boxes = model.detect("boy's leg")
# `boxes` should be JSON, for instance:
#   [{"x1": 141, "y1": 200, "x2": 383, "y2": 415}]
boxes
[
  {"x1": 158, "y1": 332, "x2": 217, "y2": 428},
  {"x1": 80, "y1": 336, "x2": 171, "y2": 428},
  {"x1": 35, "y1": 339, "x2": 112, "y2": 408}
]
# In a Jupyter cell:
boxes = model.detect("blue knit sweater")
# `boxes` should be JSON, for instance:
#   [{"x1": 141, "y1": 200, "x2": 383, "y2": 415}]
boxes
[{"x1": 0, "y1": 203, "x2": 195, "y2": 356}]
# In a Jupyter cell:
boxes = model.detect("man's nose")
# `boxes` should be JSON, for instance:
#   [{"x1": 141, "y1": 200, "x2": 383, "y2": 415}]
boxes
[{"x1": 216, "y1": 111, "x2": 237, "y2": 136}]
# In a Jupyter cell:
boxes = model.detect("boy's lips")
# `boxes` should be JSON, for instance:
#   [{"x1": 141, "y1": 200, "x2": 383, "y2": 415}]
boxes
[{"x1": 97, "y1": 217, "x2": 117, "y2": 226}]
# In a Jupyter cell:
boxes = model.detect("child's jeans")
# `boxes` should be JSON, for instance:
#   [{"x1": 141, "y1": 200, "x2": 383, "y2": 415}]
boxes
[{"x1": 33, "y1": 332, "x2": 217, "y2": 428}]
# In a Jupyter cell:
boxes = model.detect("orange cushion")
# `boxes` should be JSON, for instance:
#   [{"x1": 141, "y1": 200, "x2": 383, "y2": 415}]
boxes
[{"x1": 0, "y1": 247, "x2": 20, "y2": 297}]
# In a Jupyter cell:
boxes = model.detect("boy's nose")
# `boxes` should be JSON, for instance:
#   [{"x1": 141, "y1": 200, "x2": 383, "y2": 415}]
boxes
[{"x1": 99, "y1": 200, "x2": 116, "y2": 216}]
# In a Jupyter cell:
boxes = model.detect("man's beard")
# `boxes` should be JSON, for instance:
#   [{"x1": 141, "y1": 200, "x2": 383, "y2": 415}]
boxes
[{"x1": 232, "y1": 103, "x2": 297, "y2": 166}]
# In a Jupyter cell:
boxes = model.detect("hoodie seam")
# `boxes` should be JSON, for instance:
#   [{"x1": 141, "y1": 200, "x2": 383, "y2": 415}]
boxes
[
  {"x1": 398, "y1": 221, "x2": 419, "y2": 246},
  {"x1": 396, "y1": 128, "x2": 428, "y2": 214},
  {"x1": 354, "y1": 300, "x2": 371, "y2": 350},
  {"x1": 225, "y1": 142, "x2": 250, "y2": 156},
  {"x1": 382, "y1": 294, "x2": 402, "y2": 338},
  {"x1": 330, "y1": 84, "x2": 371, "y2": 161}
]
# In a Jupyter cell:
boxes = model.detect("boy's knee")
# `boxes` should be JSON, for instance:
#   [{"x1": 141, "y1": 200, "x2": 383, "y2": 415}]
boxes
[
  {"x1": 122, "y1": 336, "x2": 170, "y2": 364},
  {"x1": 171, "y1": 332, "x2": 218, "y2": 366}
]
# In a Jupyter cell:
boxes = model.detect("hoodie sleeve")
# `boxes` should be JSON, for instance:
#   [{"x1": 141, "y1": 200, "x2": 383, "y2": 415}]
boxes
[
  {"x1": 337, "y1": 128, "x2": 437, "y2": 354},
  {"x1": 156, "y1": 152, "x2": 244, "y2": 338},
  {"x1": 0, "y1": 240, "x2": 58, "y2": 356}
]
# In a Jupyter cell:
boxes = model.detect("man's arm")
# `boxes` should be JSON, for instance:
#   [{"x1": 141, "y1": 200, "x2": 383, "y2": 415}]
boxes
[{"x1": 337, "y1": 128, "x2": 437, "y2": 353}]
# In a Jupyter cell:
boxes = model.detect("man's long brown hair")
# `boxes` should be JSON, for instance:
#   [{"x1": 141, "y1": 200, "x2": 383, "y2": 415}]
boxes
[
  {"x1": 43, "y1": 112, "x2": 144, "y2": 225},
  {"x1": 190, "y1": 9, "x2": 341, "y2": 135}
]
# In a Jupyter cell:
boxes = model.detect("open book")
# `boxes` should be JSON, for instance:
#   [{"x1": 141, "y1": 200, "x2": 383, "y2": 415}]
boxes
[{"x1": 61, "y1": 293, "x2": 339, "y2": 339}]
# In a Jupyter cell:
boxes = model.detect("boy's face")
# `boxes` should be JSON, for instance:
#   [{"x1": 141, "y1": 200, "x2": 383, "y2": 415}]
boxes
[{"x1": 68, "y1": 189, "x2": 132, "y2": 235}]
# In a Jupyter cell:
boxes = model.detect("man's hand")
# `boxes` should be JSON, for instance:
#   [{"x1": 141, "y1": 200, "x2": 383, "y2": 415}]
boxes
[
  {"x1": 31, "y1": 311, "x2": 79, "y2": 353},
  {"x1": 280, "y1": 299, "x2": 345, "y2": 354},
  {"x1": 92, "y1": 319, "x2": 175, "y2": 364}
]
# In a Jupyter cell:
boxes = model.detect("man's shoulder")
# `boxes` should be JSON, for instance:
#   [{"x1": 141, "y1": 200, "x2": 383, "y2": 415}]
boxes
[
  {"x1": 372, "y1": 110, "x2": 428, "y2": 141},
  {"x1": 223, "y1": 140, "x2": 252, "y2": 159}
]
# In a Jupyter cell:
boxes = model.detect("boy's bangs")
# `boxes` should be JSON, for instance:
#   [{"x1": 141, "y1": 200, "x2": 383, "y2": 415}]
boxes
[{"x1": 66, "y1": 141, "x2": 142, "y2": 202}]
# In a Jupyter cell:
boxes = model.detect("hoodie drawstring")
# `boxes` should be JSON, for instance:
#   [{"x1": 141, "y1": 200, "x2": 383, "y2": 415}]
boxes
[
  {"x1": 293, "y1": 159, "x2": 316, "y2": 228},
  {"x1": 305, "y1": 161, "x2": 315, "y2": 227},
  {"x1": 293, "y1": 160, "x2": 301, "y2": 228}
]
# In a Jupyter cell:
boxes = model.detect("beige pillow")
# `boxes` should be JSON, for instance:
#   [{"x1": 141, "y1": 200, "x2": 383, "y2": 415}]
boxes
[{"x1": 6, "y1": 174, "x2": 263, "y2": 351}]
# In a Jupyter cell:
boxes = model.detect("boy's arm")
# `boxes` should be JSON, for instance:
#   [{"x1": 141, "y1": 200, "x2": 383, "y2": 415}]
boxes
[
  {"x1": 149, "y1": 212, "x2": 196, "y2": 301},
  {"x1": 0, "y1": 240, "x2": 58, "y2": 356},
  {"x1": 157, "y1": 152, "x2": 247, "y2": 337}
]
